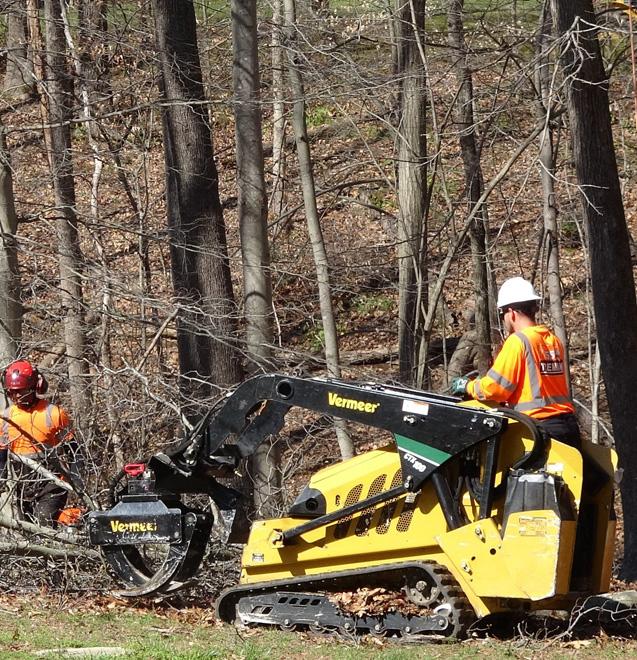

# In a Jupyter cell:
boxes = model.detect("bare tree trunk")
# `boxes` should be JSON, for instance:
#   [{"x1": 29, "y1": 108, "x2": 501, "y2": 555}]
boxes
[
  {"x1": 282, "y1": 0, "x2": 352, "y2": 459},
  {"x1": 388, "y1": 0, "x2": 399, "y2": 76},
  {"x1": 43, "y1": 0, "x2": 91, "y2": 435},
  {"x1": 3, "y1": 1, "x2": 34, "y2": 100},
  {"x1": 447, "y1": 329, "x2": 478, "y2": 379},
  {"x1": 396, "y1": 0, "x2": 426, "y2": 386},
  {"x1": 552, "y1": 0, "x2": 637, "y2": 579},
  {"x1": 591, "y1": 341, "x2": 602, "y2": 444},
  {"x1": 447, "y1": 0, "x2": 491, "y2": 376},
  {"x1": 535, "y1": 2, "x2": 571, "y2": 392},
  {"x1": 232, "y1": 0, "x2": 273, "y2": 371},
  {"x1": 77, "y1": 0, "x2": 110, "y2": 109},
  {"x1": 59, "y1": 1, "x2": 126, "y2": 462},
  {"x1": 0, "y1": 122, "x2": 22, "y2": 368},
  {"x1": 26, "y1": 0, "x2": 45, "y2": 106},
  {"x1": 152, "y1": 0, "x2": 242, "y2": 411},
  {"x1": 231, "y1": 0, "x2": 280, "y2": 514},
  {"x1": 270, "y1": 0, "x2": 287, "y2": 228}
]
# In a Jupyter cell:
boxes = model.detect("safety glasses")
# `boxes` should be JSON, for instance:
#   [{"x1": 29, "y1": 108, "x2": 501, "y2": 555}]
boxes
[{"x1": 7, "y1": 389, "x2": 35, "y2": 401}]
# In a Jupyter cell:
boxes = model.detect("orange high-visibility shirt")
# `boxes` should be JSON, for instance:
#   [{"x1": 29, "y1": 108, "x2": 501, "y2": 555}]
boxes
[
  {"x1": 0, "y1": 399, "x2": 74, "y2": 455},
  {"x1": 466, "y1": 325, "x2": 574, "y2": 419}
]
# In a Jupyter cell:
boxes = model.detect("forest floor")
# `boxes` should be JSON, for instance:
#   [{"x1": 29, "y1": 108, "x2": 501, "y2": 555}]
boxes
[
  {"x1": 3, "y1": 4, "x2": 637, "y2": 658},
  {"x1": 2, "y1": 593, "x2": 637, "y2": 660}
]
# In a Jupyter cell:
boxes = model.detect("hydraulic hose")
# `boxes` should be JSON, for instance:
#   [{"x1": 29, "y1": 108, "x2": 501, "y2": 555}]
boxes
[{"x1": 495, "y1": 407, "x2": 549, "y2": 471}]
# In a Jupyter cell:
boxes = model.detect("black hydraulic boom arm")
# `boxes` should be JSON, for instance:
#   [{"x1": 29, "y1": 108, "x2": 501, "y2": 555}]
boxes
[
  {"x1": 90, "y1": 373, "x2": 549, "y2": 598},
  {"x1": 145, "y1": 373, "x2": 546, "y2": 495}
]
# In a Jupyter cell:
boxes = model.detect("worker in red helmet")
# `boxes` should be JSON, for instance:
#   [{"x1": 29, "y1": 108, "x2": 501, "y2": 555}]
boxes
[{"x1": 0, "y1": 360, "x2": 84, "y2": 526}]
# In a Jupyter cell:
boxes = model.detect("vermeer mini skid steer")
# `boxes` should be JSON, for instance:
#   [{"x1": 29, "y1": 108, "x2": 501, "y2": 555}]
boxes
[{"x1": 88, "y1": 374, "x2": 620, "y2": 639}]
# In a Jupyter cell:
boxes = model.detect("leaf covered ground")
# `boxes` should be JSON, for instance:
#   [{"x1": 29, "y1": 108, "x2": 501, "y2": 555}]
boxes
[
  {"x1": 0, "y1": 593, "x2": 637, "y2": 660},
  {"x1": 2, "y1": 3, "x2": 637, "y2": 658}
]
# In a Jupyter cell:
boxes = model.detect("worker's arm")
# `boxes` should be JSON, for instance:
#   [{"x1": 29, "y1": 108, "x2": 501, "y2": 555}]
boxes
[{"x1": 466, "y1": 334, "x2": 524, "y2": 403}]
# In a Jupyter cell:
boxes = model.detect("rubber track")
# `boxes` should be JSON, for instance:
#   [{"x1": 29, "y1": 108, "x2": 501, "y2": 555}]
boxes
[{"x1": 218, "y1": 561, "x2": 476, "y2": 639}]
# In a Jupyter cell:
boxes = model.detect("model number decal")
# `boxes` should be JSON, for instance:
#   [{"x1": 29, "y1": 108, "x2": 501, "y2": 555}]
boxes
[
  {"x1": 403, "y1": 452, "x2": 428, "y2": 473},
  {"x1": 328, "y1": 392, "x2": 380, "y2": 413}
]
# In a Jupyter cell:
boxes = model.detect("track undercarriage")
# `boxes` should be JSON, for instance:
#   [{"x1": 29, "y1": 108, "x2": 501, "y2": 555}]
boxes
[
  {"x1": 219, "y1": 562, "x2": 474, "y2": 639},
  {"x1": 87, "y1": 374, "x2": 620, "y2": 639}
]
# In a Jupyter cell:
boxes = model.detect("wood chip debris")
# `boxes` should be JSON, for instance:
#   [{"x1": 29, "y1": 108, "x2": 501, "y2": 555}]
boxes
[{"x1": 329, "y1": 587, "x2": 426, "y2": 617}]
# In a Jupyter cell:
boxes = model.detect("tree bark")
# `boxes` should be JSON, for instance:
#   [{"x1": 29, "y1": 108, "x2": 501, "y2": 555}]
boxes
[
  {"x1": 26, "y1": 0, "x2": 45, "y2": 112},
  {"x1": 447, "y1": 0, "x2": 491, "y2": 377},
  {"x1": 447, "y1": 329, "x2": 479, "y2": 380},
  {"x1": 232, "y1": 0, "x2": 273, "y2": 371},
  {"x1": 43, "y1": 0, "x2": 92, "y2": 435},
  {"x1": 396, "y1": 0, "x2": 426, "y2": 386},
  {"x1": 3, "y1": 1, "x2": 34, "y2": 100},
  {"x1": 536, "y1": 1, "x2": 570, "y2": 391},
  {"x1": 77, "y1": 0, "x2": 110, "y2": 109},
  {"x1": 270, "y1": 0, "x2": 287, "y2": 228},
  {"x1": 552, "y1": 0, "x2": 637, "y2": 579},
  {"x1": 282, "y1": 0, "x2": 352, "y2": 459},
  {"x1": 231, "y1": 0, "x2": 280, "y2": 515},
  {"x1": 0, "y1": 121, "x2": 22, "y2": 367},
  {"x1": 152, "y1": 0, "x2": 242, "y2": 411}
]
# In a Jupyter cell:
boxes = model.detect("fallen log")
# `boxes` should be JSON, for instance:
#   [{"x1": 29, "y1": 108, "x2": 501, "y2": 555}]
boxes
[
  {"x1": 0, "y1": 539, "x2": 99, "y2": 559},
  {"x1": 0, "y1": 512, "x2": 87, "y2": 546}
]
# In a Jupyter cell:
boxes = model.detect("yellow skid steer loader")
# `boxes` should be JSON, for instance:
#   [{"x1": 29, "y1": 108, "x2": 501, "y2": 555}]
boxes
[{"x1": 88, "y1": 374, "x2": 621, "y2": 639}]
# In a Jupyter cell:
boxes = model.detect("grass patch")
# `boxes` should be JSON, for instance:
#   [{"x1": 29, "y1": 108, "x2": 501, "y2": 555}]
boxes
[
  {"x1": 426, "y1": 0, "x2": 541, "y2": 33},
  {"x1": 300, "y1": 317, "x2": 351, "y2": 350},
  {"x1": 353, "y1": 292, "x2": 394, "y2": 314},
  {"x1": 1, "y1": 600, "x2": 637, "y2": 659},
  {"x1": 360, "y1": 124, "x2": 388, "y2": 142},
  {"x1": 307, "y1": 105, "x2": 334, "y2": 128}
]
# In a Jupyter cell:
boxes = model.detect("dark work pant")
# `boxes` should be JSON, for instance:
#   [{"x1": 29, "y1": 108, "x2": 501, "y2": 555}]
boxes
[
  {"x1": 535, "y1": 413, "x2": 582, "y2": 449},
  {"x1": 11, "y1": 462, "x2": 68, "y2": 526},
  {"x1": 31, "y1": 482, "x2": 68, "y2": 526}
]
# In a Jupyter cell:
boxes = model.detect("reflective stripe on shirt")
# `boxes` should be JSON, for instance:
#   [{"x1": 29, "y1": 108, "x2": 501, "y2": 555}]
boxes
[
  {"x1": 466, "y1": 325, "x2": 575, "y2": 419},
  {"x1": 512, "y1": 331, "x2": 573, "y2": 414}
]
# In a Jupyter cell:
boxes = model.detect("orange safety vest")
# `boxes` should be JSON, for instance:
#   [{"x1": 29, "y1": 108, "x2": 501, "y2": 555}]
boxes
[
  {"x1": 466, "y1": 325, "x2": 574, "y2": 420},
  {"x1": 0, "y1": 399, "x2": 74, "y2": 456}
]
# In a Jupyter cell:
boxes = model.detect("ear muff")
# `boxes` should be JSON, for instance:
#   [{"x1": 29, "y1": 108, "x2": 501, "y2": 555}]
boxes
[{"x1": 35, "y1": 371, "x2": 48, "y2": 395}]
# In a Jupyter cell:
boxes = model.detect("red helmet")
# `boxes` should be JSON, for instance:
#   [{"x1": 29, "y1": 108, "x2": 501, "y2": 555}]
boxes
[{"x1": 2, "y1": 360, "x2": 47, "y2": 394}]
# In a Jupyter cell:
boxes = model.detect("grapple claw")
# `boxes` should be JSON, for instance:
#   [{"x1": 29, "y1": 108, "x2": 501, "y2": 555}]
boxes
[
  {"x1": 96, "y1": 510, "x2": 213, "y2": 597},
  {"x1": 88, "y1": 470, "x2": 214, "y2": 597}
]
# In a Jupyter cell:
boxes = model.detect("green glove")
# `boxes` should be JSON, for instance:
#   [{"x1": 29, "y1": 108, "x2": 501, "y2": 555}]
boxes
[{"x1": 450, "y1": 376, "x2": 470, "y2": 396}]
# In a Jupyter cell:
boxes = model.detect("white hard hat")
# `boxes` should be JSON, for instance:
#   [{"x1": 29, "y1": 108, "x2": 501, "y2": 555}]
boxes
[{"x1": 496, "y1": 277, "x2": 541, "y2": 309}]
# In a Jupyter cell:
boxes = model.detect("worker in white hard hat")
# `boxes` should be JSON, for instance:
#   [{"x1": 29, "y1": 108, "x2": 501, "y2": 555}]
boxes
[{"x1": 450, "y1": 276, "x2": 580, "y2": 447}]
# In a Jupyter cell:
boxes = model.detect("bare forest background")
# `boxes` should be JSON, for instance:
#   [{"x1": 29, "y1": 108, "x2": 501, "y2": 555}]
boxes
[{"x1": 2, "y1": 0, "x2": 637, "y2": 591}]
